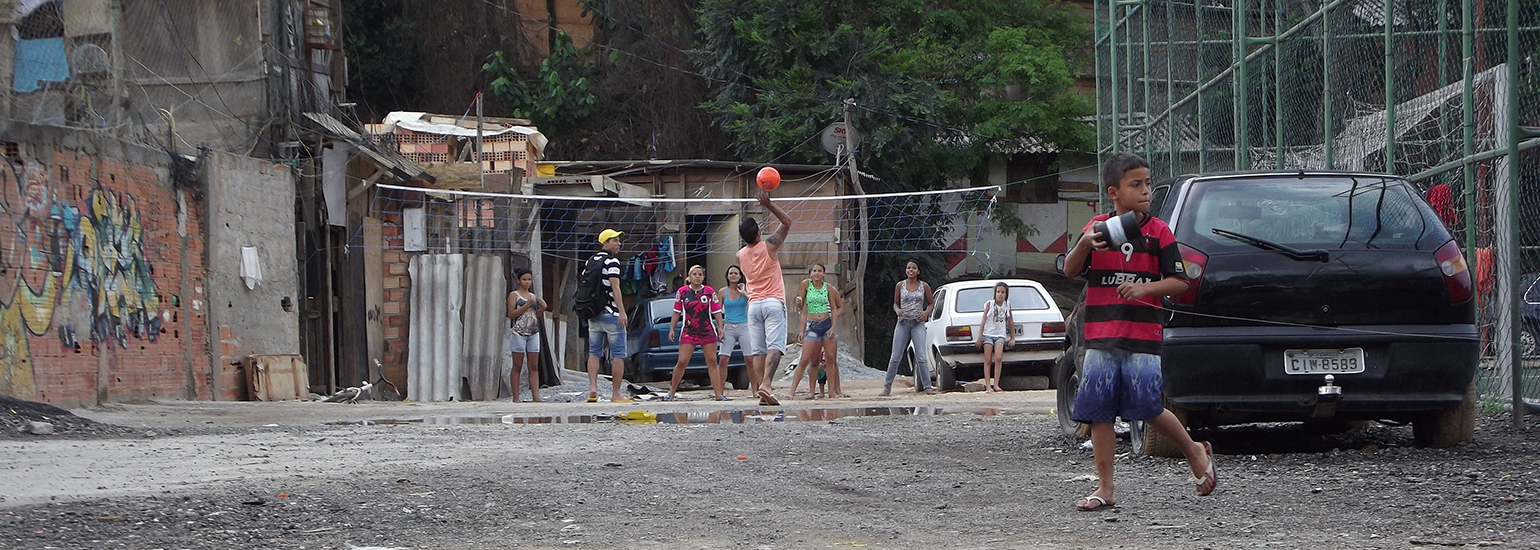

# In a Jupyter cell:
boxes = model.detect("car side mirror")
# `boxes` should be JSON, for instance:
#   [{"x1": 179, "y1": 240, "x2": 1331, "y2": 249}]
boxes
[{"x1": 1054, "y1": 253, "x2": 1067, "y2": 276}]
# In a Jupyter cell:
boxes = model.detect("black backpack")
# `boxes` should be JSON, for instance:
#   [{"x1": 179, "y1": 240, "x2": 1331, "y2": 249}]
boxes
[{"x1": 573, "y1": 252, "x2": 609, "y2": 320}]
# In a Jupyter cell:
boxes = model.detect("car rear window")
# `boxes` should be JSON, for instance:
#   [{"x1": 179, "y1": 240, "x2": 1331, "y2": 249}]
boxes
[
  {"x1": 1177, "y1": 177, "x2": 1445, "y2": 250},
  {"x1": 651, "y1": 301, "x2": 674, "y2": 324},
  {"x1": 953, "y1": 286, "x2": 1050, "y2": 313}
]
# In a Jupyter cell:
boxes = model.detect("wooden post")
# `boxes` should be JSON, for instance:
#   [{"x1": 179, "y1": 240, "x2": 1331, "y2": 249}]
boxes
[{"x1": 843, "y1": 99, "x2": 867, "y2": 363}]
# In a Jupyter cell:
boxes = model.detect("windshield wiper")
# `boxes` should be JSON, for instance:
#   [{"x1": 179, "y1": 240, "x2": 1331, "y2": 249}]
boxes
[{"x1": 1211, "y1": 228, "x2": 1329, "y2": 262}]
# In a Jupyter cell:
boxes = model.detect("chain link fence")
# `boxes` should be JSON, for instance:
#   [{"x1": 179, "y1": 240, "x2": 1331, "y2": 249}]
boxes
[{"x1": 1095, "y1": 0, "x2": 1539, "y2": 418}]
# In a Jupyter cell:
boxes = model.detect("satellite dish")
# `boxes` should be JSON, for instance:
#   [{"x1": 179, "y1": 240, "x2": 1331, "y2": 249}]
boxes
[
  {"x1": 820, "y1": 122, "x2": 860, "y2": 155},
  {"x1": 70, "y1": 44, "x2": 110, "y2": 76}
]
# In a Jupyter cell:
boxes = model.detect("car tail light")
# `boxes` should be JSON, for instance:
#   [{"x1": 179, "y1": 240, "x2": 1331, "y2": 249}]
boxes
[
  {"x1": 945, "y1": 325, "x2": 972, "y2": 341},
  {"x1": 1041, "y1": 321, "x2": 1066, "y2": 338},
  {"x1": 648, "y1": 331, "x2": 661, "y2": 348},
  {"x1": 1170, "y1": 243, "x2": 1208, "y2": 306},
  {"x1": 1435, "y1": 240, "x2": 1473, "y2": 303}
]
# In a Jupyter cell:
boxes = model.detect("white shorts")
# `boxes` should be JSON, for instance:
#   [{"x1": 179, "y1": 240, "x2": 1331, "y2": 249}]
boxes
[
  {"x1": 718, "y1": 321, "x2": 748, "y2": 357},
  {"x1": 746, "y1": 298, "x2": 787, "y2": 356}
]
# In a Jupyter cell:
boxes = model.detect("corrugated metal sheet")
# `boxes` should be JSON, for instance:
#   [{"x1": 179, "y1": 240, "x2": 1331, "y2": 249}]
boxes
[
  {"x1": 407, "y1": 254, "x2": 465, "y2": 401},
  {"x1": 461, "y1": 255, "x2": 507, "y2": 400}
]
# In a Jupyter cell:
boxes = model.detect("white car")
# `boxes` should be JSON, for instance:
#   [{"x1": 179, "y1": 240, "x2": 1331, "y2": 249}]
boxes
[{"x1": 907, "y1": 278, "x2": 1067, "y2": 390}]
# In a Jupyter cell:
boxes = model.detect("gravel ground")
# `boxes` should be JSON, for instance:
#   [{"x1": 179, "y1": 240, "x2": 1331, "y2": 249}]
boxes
[{"x1": 0, "y1": 387, "x2": 1537, "y2": 549}]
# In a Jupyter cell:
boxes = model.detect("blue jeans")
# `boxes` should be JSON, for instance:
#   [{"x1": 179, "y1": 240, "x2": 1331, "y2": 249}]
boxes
[
  {"x1": 586, "y1": 315, "x2": 627, "y2": 358},
  {"x1": 885, "y1": 319, "x2": 932, "y2": 391}
]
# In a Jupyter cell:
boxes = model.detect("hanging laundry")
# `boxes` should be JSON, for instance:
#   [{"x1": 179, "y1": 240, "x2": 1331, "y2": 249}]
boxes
[{"x1": 660, "y1": 235, "x2": 677, "y2": 273}]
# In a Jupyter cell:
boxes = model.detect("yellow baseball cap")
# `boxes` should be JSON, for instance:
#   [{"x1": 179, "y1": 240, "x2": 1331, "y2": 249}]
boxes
[{"x1": 598, "y1": 229, "x2": 624, "y2": 243}]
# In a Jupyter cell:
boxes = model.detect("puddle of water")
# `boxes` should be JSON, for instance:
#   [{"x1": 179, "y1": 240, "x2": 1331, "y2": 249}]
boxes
[{"x1": 335, "y1": 406, "x2": 1015, "y2": 426}]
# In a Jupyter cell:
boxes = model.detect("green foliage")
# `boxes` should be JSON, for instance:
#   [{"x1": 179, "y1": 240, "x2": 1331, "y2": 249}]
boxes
[
  {"x1": 343, "y1": 0, "x2": 421, "y2": 117},
  {"x1": 482, "y1": 33, "x2": 599, "y2": 135},
  {"x1": 695, "y1": 0, "x2": 1091, "y2": 361}
]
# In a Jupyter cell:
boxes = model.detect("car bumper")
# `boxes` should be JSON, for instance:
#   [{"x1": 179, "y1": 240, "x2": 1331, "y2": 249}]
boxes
[
  {"x1": 1161, "y1": 325, "x2": 1478, "y2": 417},
  {"x1": 937, "y1": 339, "x2": 1064, "y2": 367},
  {"x1": 635, "y1": 349, "x2": 747, "y2": 375}
]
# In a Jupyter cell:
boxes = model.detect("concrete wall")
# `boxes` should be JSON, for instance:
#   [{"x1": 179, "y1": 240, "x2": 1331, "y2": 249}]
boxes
[
  {"x1": 0, "y1": 123, "x2": 209, "y2": 407},
  {"x1": 205, "y1": 150, "x2": 299, "y2": 396}
]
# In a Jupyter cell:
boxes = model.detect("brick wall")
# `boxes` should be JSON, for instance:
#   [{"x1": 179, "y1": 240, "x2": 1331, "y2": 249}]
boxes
[
  {"x1": 0, "y1": 125, "x2": 210, "y2": 407},
  {"x1": 379, "y1": 211, "x2": 411, "y2": 390}
]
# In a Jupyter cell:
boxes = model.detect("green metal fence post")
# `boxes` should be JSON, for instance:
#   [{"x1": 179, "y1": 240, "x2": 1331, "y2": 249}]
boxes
[
  {"x1": 1460, "y1": 0, "x2": 1475, "y2": 251},
  {"x1": 1198, "y1": 0, "x2": 1208, "y2": 171},
  {"x1": 1324, "y1": 2, "x2": 1334, "y2": 169},
  {"x1": 1168, "y1": 0, "x2": 1178, "y2": 175},
  {"x1": 1235, "y1": 0, "x2": 1249, "y2": 171},
  {"x1": 1384, "y1": 0, "x2": 1396, "y2": 172},
  {"x1": 1143, "y1": 0, "x2": 1153, "y2": 165},
  {"x1": 1095, "y1": 0, "x2": 1105, "y2": 162},
  {"x1": 1507, "y1": 0, "x2": 1523, "y2": 429},
  {"x1": 1275, "y1": 0, "x2": 1285, "y2": 168}
]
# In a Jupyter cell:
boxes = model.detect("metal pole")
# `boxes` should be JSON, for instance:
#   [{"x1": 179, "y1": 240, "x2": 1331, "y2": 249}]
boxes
[
  {"x1": 477, "y1": 92, "x2": 486, "y2": 189},
  {"x1": 1323, "y1": 4, "x2": 1335, "y2": 169},
  {"x1": 1168, "y1": 0, "x2": 1177, "y2": 175},
  {"x1": 843, "y1": 98, "x2": 868, "y2": 364},
  {"x1": 1095, "y1": 0, "x2": 1106, "y2": 164},
  {"x1": 1107, "y1": 0, "x2": 1120, "y2": 214},
  {"x1": 1234, "y1": 0, "x2": 1249, "y2": 171},
  {"x1": 1142, "y1": 0, "x2": 1153, "y2": 163},
  {"x1": 1274, "y1": 0, "x2": 1284, "y2": 168},
  {"x1": 1198, "y1": 0, "x2": 1207, "y2": 171},
  {"x1": 1460, "y1": 0, "x2": 1476, "y2": 248},
  {"x1": 1383, "y1": 0, "x2": 1396, "y2": 173},
  {"x1": 1506, "y1": 0, "x2": 1522, "y2": 429},
  {"x1": 1438, "y1": 0, "x2": 1450, "y2": 165}
]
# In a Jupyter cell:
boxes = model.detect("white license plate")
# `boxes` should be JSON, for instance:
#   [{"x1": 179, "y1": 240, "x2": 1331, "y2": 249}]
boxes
[
  {"x1": 1284, "y1": 348, "x2": 1366, "y2": 375},
  {"x1": 1014, "y1": 324, "x2": 1026, "y2": 336}
]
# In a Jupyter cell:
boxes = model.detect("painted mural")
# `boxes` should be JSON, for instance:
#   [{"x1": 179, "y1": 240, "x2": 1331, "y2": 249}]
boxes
[{"x1": 0, "y1": 156, "x2": 163, "y2": 400}]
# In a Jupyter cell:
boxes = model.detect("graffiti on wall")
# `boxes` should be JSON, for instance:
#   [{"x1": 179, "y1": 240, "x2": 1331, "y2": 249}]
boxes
[{"x1": 0, "y1": 156, "x2": 164, "y2": 400}]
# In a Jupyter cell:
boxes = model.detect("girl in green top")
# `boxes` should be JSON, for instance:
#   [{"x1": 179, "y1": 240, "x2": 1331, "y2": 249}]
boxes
[{"x1": 792, "y1": 263, "x2": 843, "y2": 398}]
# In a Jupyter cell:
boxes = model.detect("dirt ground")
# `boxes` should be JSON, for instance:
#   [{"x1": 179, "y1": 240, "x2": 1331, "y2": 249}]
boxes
[{"x1": 1, "y1": 378, "x2": 1538, "y2": 550}]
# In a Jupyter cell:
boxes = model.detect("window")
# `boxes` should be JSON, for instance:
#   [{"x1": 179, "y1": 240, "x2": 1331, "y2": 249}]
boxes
[
  {"x1": 952, "y1": 286, "x2": 1050, "y2": 312},
  {"x1": 931, "y1": 290, "x2": 946, "y2": 321},
  {"x1": 1525, "y1": 276, "x2": 1540, "y2": 305},
  {"x1": 1177, "y1": 178, "x2": 1441, "y2": 250}
]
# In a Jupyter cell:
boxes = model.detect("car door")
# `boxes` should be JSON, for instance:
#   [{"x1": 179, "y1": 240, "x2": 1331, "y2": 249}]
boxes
[{"x1": 920, "y1": 287, "x2": 948, "y2": 361}]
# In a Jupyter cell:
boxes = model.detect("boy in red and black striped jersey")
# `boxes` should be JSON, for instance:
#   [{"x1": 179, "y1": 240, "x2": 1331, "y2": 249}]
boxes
[{"x1": 1061, "y1": 153, "x2": 1217, "y2": 512}]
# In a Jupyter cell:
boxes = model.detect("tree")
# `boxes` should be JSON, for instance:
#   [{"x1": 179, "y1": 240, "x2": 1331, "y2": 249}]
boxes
[
  {"x1": 695, "y1": 0, "x2": 1093, "y2": 360},
  {"x1": 483, "y1": 33, "x2": 599, "y2": 141}
]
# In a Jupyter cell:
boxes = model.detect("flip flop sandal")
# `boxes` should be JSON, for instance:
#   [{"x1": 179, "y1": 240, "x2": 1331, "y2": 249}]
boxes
[
  {"x1": 586, "y1": 392, "x2": 599, "y2": 403},
  {"x1": 1191, "y1": 441, "x2": 1218, "y2": 496},
  {"x1": 1076, "y1": 495, "x2": 1115, "y2": 511},
  {"x1": 756, "y1": 390, "x2": 781, "y2": 406}
]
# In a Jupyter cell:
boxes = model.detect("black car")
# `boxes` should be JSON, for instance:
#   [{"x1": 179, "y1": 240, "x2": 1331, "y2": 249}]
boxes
[{"x1": 1056, "y1": 171, "x2": 1479, "y2": 454}]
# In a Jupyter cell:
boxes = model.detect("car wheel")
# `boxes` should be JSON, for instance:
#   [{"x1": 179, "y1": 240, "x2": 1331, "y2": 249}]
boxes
[
  {"x1": 1413, "y1": 383, "x2": 1476, "y2": 448},
  {"x1": 728, "y1": 366, "x2": 750, "y2": 390},
  {"x1": 1131, "y1": 404, "x2": 1188, "y2": 458},
  {"x1": 938, "y1": 358, "x2": 958, "y2": 392},
  {"x1": 1054, "y1": 351, "x2": 1083, "y2": 441},
  {"x1": 1522, "y1": 327, "x2": 1538, "y2": 358}
]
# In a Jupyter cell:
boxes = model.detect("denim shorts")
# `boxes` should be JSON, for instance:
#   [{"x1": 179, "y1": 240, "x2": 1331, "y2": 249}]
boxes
[
  {"x1": 803, "y1": 317, "x2": 835, "y2": 341},
  {"x1": 509, "y1": 331, "x2": 539, "y2": 353},
  {"x1": 982, "y1": 335, "x2": 1009, "y2": 346},
  {"x1": 1071, "y1": 348, "x2": 1165, "y2": 423},
  {"x1": 586, "y1": 315, "x2": 627, "y2": 358},
  {"x1": 718, "y1": 321, "x2": 747, "y2": 357},
  {"x1": 746, "y1": 298, "x2": 787, "y2": 356}
]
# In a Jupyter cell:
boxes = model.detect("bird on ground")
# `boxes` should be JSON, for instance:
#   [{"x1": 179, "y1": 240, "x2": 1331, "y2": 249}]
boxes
[{"x1": 324, "y1": 381, "x2": 373, "y2": 403}]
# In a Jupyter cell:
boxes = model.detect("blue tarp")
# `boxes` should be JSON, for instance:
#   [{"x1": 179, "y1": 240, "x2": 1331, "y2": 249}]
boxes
[{"x1": 14, "y1": 37, "x2": 69, "y2": 93}]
